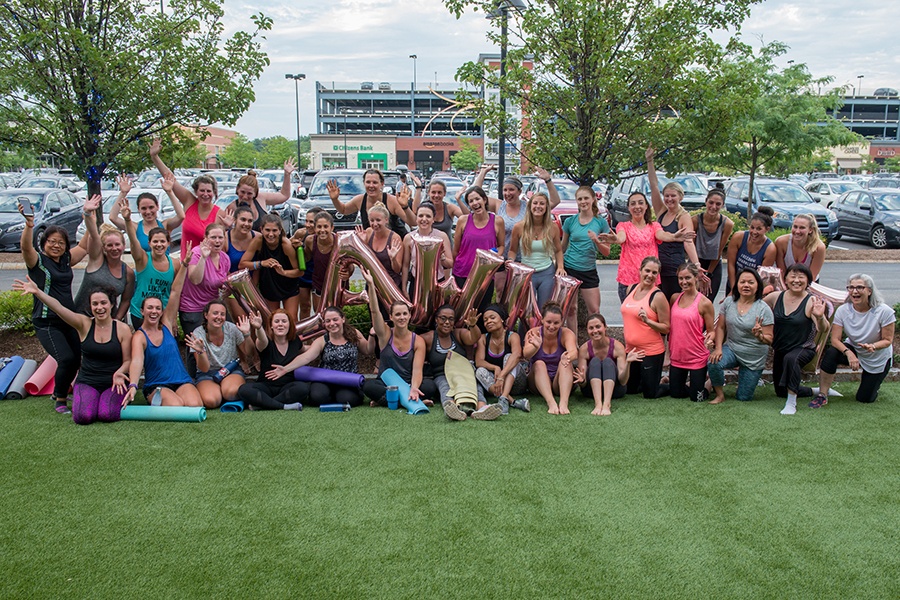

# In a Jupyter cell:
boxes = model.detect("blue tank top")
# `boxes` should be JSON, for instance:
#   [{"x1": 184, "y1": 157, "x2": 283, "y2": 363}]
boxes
[
  {"x1": 136, "y1": 219, "x2": 165, "y2": 253},
  {"x1": 735, "y1": 233, "x2": 772, "y2": 272},
  {"x1": 226, "y1": 230, "x2": 254, "y2": 273},
  {"x1": 140, "y1": 326, "x2": 192, "y2": 387}
]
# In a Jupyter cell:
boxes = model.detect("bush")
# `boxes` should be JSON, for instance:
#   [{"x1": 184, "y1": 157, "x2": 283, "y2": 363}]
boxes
[
  {"x1": 893, "y1": 303, "x2": 900, "y2": 325},
  {"x1": 343, "y1": 303, "x2": 373, "y2": 334},
  {"x1": 0, "y1": 291, "x2": 34, "y2": 336}
]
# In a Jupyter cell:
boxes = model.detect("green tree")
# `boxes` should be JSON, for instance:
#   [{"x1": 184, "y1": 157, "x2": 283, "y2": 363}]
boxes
[
  {"x1": 445, "y1": 0, "x2": 760, "y2": 185},
  {"x1": 221, "y1": 133, "x2": 259, "y2": 169},
  {"x1": 115, "y1": 125, "x2": 207, "y2": 174},
  {"x1": 0, "y1": 144, "x2": 39, "y2": 171},
  {"x1": 450, "y1": 138, "x2": 483, "y2": 172},
  {"x1": 257, "y1": 136, "x2": 296, "y2": 169},
  {"x1": 883, "y1": 157, "x2": 900, "y2": 173},
  {"x1": 0, "y1": 0, "x2": 271, "y2": 197}
]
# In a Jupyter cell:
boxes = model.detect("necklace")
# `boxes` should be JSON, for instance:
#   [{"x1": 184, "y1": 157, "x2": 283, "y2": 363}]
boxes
[{"x1": 736, "y1": 299, "x2": 754, "y2": 315}]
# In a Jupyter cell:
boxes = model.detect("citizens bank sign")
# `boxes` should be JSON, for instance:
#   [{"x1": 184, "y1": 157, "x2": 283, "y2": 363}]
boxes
[{"x1": 333, "y1": 145, "x2": 374, "y2": 151}]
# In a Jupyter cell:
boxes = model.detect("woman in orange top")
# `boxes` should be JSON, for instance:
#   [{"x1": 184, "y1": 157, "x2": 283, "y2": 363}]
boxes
[{"x1": 620, "y1": 256, "x2": 670, "y2": 398}]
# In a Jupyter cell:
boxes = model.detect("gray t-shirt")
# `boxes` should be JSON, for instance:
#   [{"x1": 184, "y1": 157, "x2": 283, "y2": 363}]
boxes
[
  {"x1": 191, "y1": 321, "x2": 244, "y2": 370},
  {"x1": 834, "y1": 303, "x2": 895, "y2": 372},
  {"x1": 722, "y1": 296, "x2": 774, "y2": 371}
]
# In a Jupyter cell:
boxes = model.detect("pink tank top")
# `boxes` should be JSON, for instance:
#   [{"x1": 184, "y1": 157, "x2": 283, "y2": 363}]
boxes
[
  {"x1": 615, "y1": 221, "x2": 662, "y2": 286},
  {"x1": 669, "y1": 292, "x2": 709, "y2": 369},
  {"x1": 621, "y1": 286, "x2": 665, "y2": 355},
  {"x1": 452, "y1": 213, "x2": 497, "y2": 279},
  {"x1": 180, "y1": 202, "x2": 220, "y2": 257}
]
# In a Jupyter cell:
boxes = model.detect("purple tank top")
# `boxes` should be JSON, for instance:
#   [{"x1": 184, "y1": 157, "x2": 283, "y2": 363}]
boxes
[
  {"x1": 452, "y1": 213, "x2": 497, "y2": 279},
  {"x1": 587, "y1": 338, "x2": 615, "y2": 360},
  {"x1": 311, "y1": 234, "x2": 335, "y2": 293}
]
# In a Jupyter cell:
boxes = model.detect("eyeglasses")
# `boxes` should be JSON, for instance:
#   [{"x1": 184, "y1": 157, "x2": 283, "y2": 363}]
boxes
[
  {"x1": 846, "y1": 285, "x2": 868, "y2": 292},
  {"x1": 44, "y1": 239, "x2": 66, "y2": 247},
  {"x1": 435, "y1": 315, "x2": 455, "y2": 322}
]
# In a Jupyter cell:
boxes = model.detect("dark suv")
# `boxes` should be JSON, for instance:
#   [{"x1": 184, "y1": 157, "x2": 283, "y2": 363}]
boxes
[
  {"x1": 301, "y1": 169, "x2": 366, "y2": 230},
  {"x1": 606, "y1": 172, "x2": 707, "y2": 226},
  {"x1": 723, "y1": 178, "x2": 838, "y2": 241}
]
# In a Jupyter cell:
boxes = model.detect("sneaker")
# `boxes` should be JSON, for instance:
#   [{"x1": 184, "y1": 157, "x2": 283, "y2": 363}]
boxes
[
  {"x1": 442, "y1": 400, "x2": 467, "y2": 421},
  {"x1": 693, "y1": 388, "x2": 709, "y2": 403},
  {"x1": 808, "y1": 393, "x2": 828, "y2": 409},
  {"x1": 512, "y1": 398, "x2": 531, "y2": 413},
  {"x1": 54, "y1": 402, "x2": 71, "y2": 415},
  {"x1": 471, "y1": 404, "x2": 503, "y2": 421},
  {"x1": 497, "y1": 396, "x2": 510, "y2": 415}
]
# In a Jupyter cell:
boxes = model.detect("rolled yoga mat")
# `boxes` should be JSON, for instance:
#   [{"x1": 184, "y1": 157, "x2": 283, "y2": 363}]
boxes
[
  {"x1": 120, "y1": 405, "x2": 207, "y2": 422},
  {"x1": 293, "y1": 366, "x2": 365, "y2": 389},
  {"x1": 5, "y1": 359, "x2": 37, "y2": 400},
  {"x1": 380, "y1": 368, "x2": 429, "y2": 415},
  {"x1": 220, "y1": 400, "x2": 245, "y2": 413},
  {"x1": 0, "y1": 356, "x2": 25, "y2": 399},
  {"x1": 25, "y1": 356, "x2": 57, "y2": 396}
]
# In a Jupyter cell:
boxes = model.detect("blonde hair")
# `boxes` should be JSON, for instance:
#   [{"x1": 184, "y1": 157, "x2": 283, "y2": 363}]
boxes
[
  {"x1": 521, "y1": 193, "x2": 558, "y2": 258},
  {"x1": 576, "y1": 185, "x2": 599, "y2": 216},
  {"x1": 662, "y1": 181, "x2": 686, "y2": 219},
  {"x1": 795, "y1": 214, "x2": 821, "y2": 254},
  {"x1": 367, "y1": 201, "x2": 390, "y2": 221},
  {"x1": 99, "y1": 224, "x2": 125, "y2": 246}
]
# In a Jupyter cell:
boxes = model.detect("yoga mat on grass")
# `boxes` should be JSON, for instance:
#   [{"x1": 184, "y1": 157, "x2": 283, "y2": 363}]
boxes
[
  {"x1": 293, "y1": 366, "x2": 364, "y2": 389},
  {"x1": 120, "y1": 405, "x2": 207, "y2": 422},
  {"x1": 380, "y1": 368, "x2": 429, "y2": 415},
  {"x1": 220, "y1": 400, "x2": 245, "y2": 413},
  {"x1": 5, "y1": 359, "x2": 37, "y2": 399},
  {"x1": 25, "y1": 356, "x2": 56, "y2": 396},
  {"x1": 0, "y1": 356, "x2": 25, "y2": 399}
]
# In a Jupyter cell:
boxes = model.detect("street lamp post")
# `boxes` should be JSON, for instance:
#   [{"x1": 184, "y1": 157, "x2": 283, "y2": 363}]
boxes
[
  {"x1": 342, "y1": 109, "x2": 349, "y2": 167},
  {"x1": 409, "y1": 55, "x2": 417, "y2": 137},
  {"x1": 284, "y1": 73, "x2": 306, "y2": 167},
  {"x1": 487, "y1": 1, "x2": 526, "y2": 178},
  {"x1": 857, "y1": 74, "x2": 864, "y2": 96}
]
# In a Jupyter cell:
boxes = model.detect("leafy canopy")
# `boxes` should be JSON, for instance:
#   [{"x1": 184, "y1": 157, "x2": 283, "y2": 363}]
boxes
[{"x1": 450, "y1": 138, "x2": 483, "y2": 172}]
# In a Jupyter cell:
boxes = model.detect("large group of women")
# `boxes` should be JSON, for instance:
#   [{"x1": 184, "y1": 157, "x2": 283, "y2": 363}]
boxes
[{"x1": 13, "y1": 144, "x2": 895, "y2": 424}]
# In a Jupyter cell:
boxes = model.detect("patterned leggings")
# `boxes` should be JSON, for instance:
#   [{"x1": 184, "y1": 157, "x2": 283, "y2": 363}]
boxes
[{"x1": 72, "y1": 383, "x2": 124, "y2": 425}]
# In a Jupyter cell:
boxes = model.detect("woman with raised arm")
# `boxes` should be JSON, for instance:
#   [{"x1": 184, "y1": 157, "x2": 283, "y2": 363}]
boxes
[
  {"x1": 121, "y1": 202, "x2": 178, "y2": 329},
  {"x1": 668, "y1": 263, "x2": 715, "y2": 402},
  {"x1": 13, "y1": 281, "x2": 131, "y2": 425},
  {"x1": 707, "y1": 268, "x2": 774, "y2": 404},
  {"x1": 620, "y1": 256, "x2": 671, "y2": 399},
  {"x1": 73, "y1": 199, "x2": 134, "y2": 320},
  {"x1": 762, "y1": 263, "x2": 830, "y2": 415},
  {"x1": 360, "y1": 269, "x2": 437, "y2": 407},
  {"x1": 646, "y1": 147, "x2": 701, "y2": 299},
  {"x1": 474, "y1": 304, "x2": 530, "y2": 415},
  {"x1": 725, "y1": 207, "x2": 776, "y2": 295},
  {"x1": 401, "y1": 202, "x2": 453, "y2": 299},
  {"x1": 236, "y1": 310, "x2": 308, "y2": 411},
  {"x1": 452, "y1": 186, "x2": 505, "y2": 314},
  {"x1": 774, "y1": 214, "x2": 827, "y2": 282},
  {"x1": 327, "y1": 169, "x2": 415, "y2": 238},
  {"x1": 353, "y1": 202, "x2": 403, "y2": 290},
  {"x1": 523, "y1": 301, "x2": 578, "y2": 415},
  {"x1": 412, "y1": 179, "x2": 469, "y2": 240},
  {"x1": 561, "y1": 185, "x2": 611, "y2": 337},
  {"x1": 508, "y1": 192, "x2": 565, "y2": 310},
  {"x1": 20, "y1": 197, "x2": 93, "y2": 414},
  {"x1": 304, "y1": 211, "x2": 337, "y2": 312},
  {"x1": 812, "y1": 274, "x2": 895, "y2": 407},
  {"x1": 224, "y1": 161, "x2": 295, "y2": 231},
  {"x1": 692, "y1": 189, "x2": 733, "y2": 300},
  {"x1": 108, "y1": 173, "x2": 184, "y2": 251},
  {"x1": 124, "y1": 252, "x2": 202, "y2": 408},
  {"x1": 574, "y1": 313, "x2": 640, "y2": 416},
  {"x1": 239, "y1": 214, "x2": 302, "y2": 317}
]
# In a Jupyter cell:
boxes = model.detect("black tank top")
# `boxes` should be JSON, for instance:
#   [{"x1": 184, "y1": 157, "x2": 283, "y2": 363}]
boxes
[
  {"x1": 773, "y1": 293, "x2": 815, "y2": 353},
  {"x1": 484, "y1": 332, "x2": 511, "y2": 369},
  {"x1": 367, "y1": 230, "x2": 402, "y2": 287},
  {"x1": 379, "y1": 333, "x2": 416, "y2": 381},
  {"x1": 259, "y1": 338, "x2": 302, "y2": 387},
  {"x1": 361, "y1": 192, "x2": 408, "y2": 239},
  {"x1": 255, "y1": 240, "x2": 300, "y2": 301},
  {"x1": 427, "y1": 332, "x2": 466, "y2": 378},
  {"x1": 657, "y1": 210, "x2": 685, "y2": 277},
  {"x1": 76, "y1": 320, "x2": 122, "y2": 389}
]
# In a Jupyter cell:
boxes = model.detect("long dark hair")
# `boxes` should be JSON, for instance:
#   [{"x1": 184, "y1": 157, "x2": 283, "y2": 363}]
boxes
[
  {"x1": 324, "y1": 306, "x2": 359, "y2": 343},
  {"x1": 731, "y1": 268, "x2": 764, "y2": 301}
]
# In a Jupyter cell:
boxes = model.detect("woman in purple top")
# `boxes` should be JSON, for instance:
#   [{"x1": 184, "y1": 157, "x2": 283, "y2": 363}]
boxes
[
  {"x1": 452, "y1": 186, "x2": 505, "y2": 314},
  {"x1": 523, "y1": 302, "x2": 578, "y2": 415},
  {"x1": 574, "y1": 313, "x2": 640, "y2": 416}
]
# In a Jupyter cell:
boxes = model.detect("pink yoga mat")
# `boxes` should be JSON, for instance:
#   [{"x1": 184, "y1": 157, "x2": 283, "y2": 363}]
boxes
[{"x1": 25, "y1": 356, "x2": 56, "y2": 396}]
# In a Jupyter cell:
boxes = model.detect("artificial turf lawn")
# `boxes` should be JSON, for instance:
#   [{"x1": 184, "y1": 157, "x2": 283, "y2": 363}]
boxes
[{"x1": 1, "y1": 383, "x2": 898, "y2": 599}]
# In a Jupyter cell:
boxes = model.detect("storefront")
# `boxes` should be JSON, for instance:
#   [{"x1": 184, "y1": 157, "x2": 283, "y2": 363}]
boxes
[
  {"x1": 309, "y1": 135, "x2": 396, "y2": 170},
  {"x1": 395, "y1": 137, "x2": 483, "y2": 178}
]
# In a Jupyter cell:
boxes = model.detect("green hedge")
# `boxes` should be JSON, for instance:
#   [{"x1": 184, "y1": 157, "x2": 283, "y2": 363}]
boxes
[{"x1": 0, "y1": 291, "x2": 34, "y2": 336}]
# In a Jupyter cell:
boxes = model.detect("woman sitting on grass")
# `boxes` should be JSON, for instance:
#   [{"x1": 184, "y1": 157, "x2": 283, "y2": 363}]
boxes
[
  {"x1": 120, "y1": 203, "x2": 178, "y2": 330},
  {"x1": 668, "y1": 263, "x2": 715, "y2": 402},
  {"x1": 707, "y1": 268, "x2": 774, "y2": 404},
  {"x1": 185, "y1": 301, "x2": 254, "y2": 409},
  {"x1": 523, "y1": 301, "x2": 578, "y2": 415},
  {"x1": 13, "y1": 281, "x2": 131, "y2": 425},
  {"x1": 812, "y1": 273, "x2": 895, "y2": 407},
  {"x1": 237, "y1": 310, "x2": 309, "y2": 411},
  {"x1": 474, "y1": 304, "x2": 530, "y2": 415},
  {"x1": 575, "y1": 313, "x2": 641, "y2": 416},
  {"x1": 620, "y1": 256, "x2": 670, "y2": 399}
]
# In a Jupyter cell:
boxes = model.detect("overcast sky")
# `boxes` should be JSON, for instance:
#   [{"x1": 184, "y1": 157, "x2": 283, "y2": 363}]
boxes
[{"x1": 221, "y1": 0, "x2": 899, "y2": 140}]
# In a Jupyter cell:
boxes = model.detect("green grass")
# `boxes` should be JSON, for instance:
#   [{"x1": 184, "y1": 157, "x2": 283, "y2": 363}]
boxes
[{"x1": 2, "y1": 383, "x2": 899, "y2": 599}]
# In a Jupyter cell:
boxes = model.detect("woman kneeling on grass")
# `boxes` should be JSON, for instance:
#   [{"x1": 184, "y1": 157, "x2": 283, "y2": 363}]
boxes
[
  {"x1": 620, "y1": 256, "x2": 670, "y2": 399},
  {"x1": 812, "y1": 274, "x2": 895, "y2": 407},
  {"x1": 237, "y1": 310, "x2": 309, "y2": 411},
  {"x1": 574, "y1": 313, "x2": 641, "y2": 416},
  {"x1": 13, "y1": 281, "x2": 131, "y2": 424},
  {"x1": 707, "y1": 268, "x2": 774, "y2": 404},
  {"x1": 523, "y1": 301, "x2": 578, "y2": 414},
  {"x1": 124, "y1": 254, "x2": 202, "y2": 408},
  {"x1": 185, "y1": 301, "x2": 254, "y2": 409},
  {"x1": 474, "y1": 304, "x2": 530, "y2": 415}
]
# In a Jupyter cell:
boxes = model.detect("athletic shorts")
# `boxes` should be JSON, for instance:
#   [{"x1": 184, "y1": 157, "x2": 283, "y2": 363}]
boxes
[{"x1": 564, "y1": 265, "x2": 599, "y2": 289}]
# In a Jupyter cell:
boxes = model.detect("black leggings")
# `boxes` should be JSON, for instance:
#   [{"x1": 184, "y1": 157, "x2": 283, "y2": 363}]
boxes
[
  {"x1": 773, "y1": 346, "x2": 815, "y2": 398},
  {"x1": 820, "y1": 345, "x2": 890, "y2": 403},
  {"x1": 626, "y1": 352, "x2": 669, "y2": 399},
  {"x1": 308, "y1": 382, "x2": 364, "y2": 407},
  {"x1": 237, "y1": 380, "x2": 310, "y2": 409},
  {"x1": 34, "y1": 320, "x2": 81, "y2": 399},
  {"x1": 363, "y1": 377, "x2": 438, "y2": 405},
  {"x1": 669, "y1": 364, "x2": 708, "y2": 402},
  {"x1": 659, "y1": 274, "x2": 681, "y2": 302},
  {"x1": 581, "y1": 357, "x2": 626, "y2": 399},
  {"x1": 699, "y1": 260, "x2": 723, "y2": 300},
  {"x1": 179, "y1": 311, "x2": 204, "y2": 377}
]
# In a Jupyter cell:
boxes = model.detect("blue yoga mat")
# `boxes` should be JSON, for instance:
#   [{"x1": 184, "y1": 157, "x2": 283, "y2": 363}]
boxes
[
  {"x1": 220, "y1": 400, "x2": 245, "y2": 413},
  {"x1": 120, "y1": 405, "x2": 207, "y2": 422},
  {"x1": 380, "y1": 368, "x2": 429, "y2": 415},
  {"x1": 0, "y1": 357, "x2": 25, "y2": 400},
  {"x1": 5, "y1": 359, "x2": 37, "y2": 400}
]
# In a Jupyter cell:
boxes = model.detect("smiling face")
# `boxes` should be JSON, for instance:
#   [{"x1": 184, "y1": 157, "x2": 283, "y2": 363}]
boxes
[
  {"x1": 737, "y1": 272, "x2": 758, "y2": 298},
  {"x1": 138, "y1": 197, "x2": 159, "y2": 221},
  {"x1": 482, "y1": 309, "x2": 503, "y2": 333},
  {"x1": 542, "y1": 310, "x2": 562, "y2": 336},
  {"x1": 204, "y1": 302, "x2": 227, "y2": 329},
  {"x1": 391, "y1": 303, "x2": 410, "y2": 329},
  {"x1": 640, "y1": 261, "x2": 659, "y2": 286},
  {"x1": 196, "y1": 182, "x2": 215, "y2": 203},
  {"x1": 315, "y1": 216, "x2": 333, "y2": 239},
  {"x1": 368, "y1": 211, "x2": 386, "y2": 232},
  {"x1": 271, "y1": 312, "x2": 291, "y2": 337},
  {"x1": 467, "y1": 191, "x2": 486, "y2": 213},
  {"x1": 847, "y1": 278, "x2": 871, "y2": 307},
  {"x1": 747, "y1": 219, "x2": 767, "y2": 242},
  {"x1": 323, "y1": 308, "x2": 345, "y2": 335},
  {"x1": 205, "y1": 226, "x2": 225, "y2": 252},
  {"x1": 586, "y1": 316, "x2": 606, "y2": 340},
  {"x1": 785, "y1": 268, "x2": 810, "y2": 292},
  {"x1": 141, "y1": 297, "x2": 163, "y2": 324},
  {"x1": 262, "y1": 222, "x2": 281, "y2": 246},
  {"x1": 428, "y1": 183, "x2": 446, "y2": 204},
  {"x1": 236, "y1": 211, "x2": 254, "y2": 234},
  {"x1": 530, "y1": 195, "x2": 548, "y2": 219},
  {"x1": 149, "y1": 232, "x2": 169, "y2": 257},
  {"x1": 237, "y1": 183, "x2": 256, "y2": 204},
  {"x1": 575, "y1": 188, "x2": 594, "y2": 214},
  {"x1": 434, "y1": 307, "x2": 456, "y2": 335},
  {"x1": 663, "y1": 187, "x2": 682, "y2": 211},
  {"x1": 42, "y1": 231, "x2": 67, "y2": 259},
  {"x1": 791, "y1": 216, "x2": 811, "y2": 241},
  {"x1": 364, "y1": 173, "x2": 382, "y2": 195},
  {"x1": 628, "y1": 194, "x2": 647, "y2": 221},
  {"x1": 102, "y1": 232, "x2": 125, "y2": 261},
  {"x1": 90, "y1": 292, "x2": 112, "y2": 321},
  {"x1": 305, "y1": 211, "x2": 318, "y2": 231},
  {"x1": 416, "y1": 206, "x2": 434, "y2": 230},
  {"x1": 677, "y1": 268, "x2": 696, "y2": 291},
  {"x1": 502, "y1": 183, "x2": 520, "y2": 203},
  {"x1": 705, "y1": 194, "x2": 724, "y2": 215}
]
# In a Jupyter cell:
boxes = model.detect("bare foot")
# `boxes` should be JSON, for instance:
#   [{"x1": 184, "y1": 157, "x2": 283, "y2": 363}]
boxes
[
  {"x1": 600, "y1": 406, "x2": 611, "y2": 416},
  {"x1": 558, "y1": 404, "x2": 570, "y2": 415},
  {"x1": 422, "y1": 399, "x2": 434, "y2": 407},
  {"x1": 547, "y1": 404, "x2": 560, "y2": 415},
  {"x1": 709, "y1": 394, "x2": 725, "y2": 405},
  {"x1": 591, "y1": 406, "x2": 603, "y2": 415}
]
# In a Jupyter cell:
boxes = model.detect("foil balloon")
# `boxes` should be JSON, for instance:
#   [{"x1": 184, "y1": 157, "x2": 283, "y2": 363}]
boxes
[
  {"x1": 452, "y1": 248, "x2": 505, "y2": 324},
  {"x1": 521, "y1": 284, "x2": 543, "y2": 330},
  {"x1": 340, "y1": 287, "x2": 369, "y2": 307},
  {"x1": 408, "y1": 232, "x2": 443, "y2": 327},
  {"x1": 499, "y1": 262, "x2": 535, "y2": 329},
  {"x1": 336, "y1": 231, "x2": 411, "y2": 313},
  {"x1": 226, "y1": 269, "x2": 272, "y2": 321},
  {"x1": 809, "y1": 282, "x2": 846, "y2": 313},
  {"x1": 295, "y1": 313, "x2": 325, "y2": 342},
  {"x1": 758, "y1": 266, "x2": 785, "y2": 293},
  {"x1": 547, "y1": 274, "x2": 582, "y2": 319},
  {"x1": 437, "y1": 277, "x2": 461, "y2": 308}
]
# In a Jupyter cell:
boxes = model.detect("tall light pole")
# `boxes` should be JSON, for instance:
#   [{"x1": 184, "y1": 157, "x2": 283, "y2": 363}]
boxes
[
  {"x1": 409, "y1": 54, "x2": 417, "y2": 137},
  {"x1": 857, "y1": 74, "x2": 865, "y2": 96},
  {"x1": 487, "y1": 1, "x2": 526, "y2": 178},
  {"x1": 285, "y1": 73, "x2": 306, "y2": 166},
  {"x1": 342, "y1": 108, "x2": 349, "y2": 167}
]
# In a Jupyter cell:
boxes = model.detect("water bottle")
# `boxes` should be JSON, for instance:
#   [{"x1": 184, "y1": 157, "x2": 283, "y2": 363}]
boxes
[
  {"x1": 385, "y1": 386, "x2": 400, "y2": 410},
  {"x1": 213, "y1": 359, "x2": 240, "y2": 383}
]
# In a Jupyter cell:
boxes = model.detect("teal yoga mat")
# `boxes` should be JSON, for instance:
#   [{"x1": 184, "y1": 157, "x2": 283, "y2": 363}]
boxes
[
  {"x1": 120, "y1": 405, "x2": 207, "y2": 422},
  {"x1": 380, "y1": 368, "x2": 429, "y2": 415},
  {"x1": 0, "y1": 357, "x2": 25, "y2": 399},
  {"x1": 5, "y1": 359, "x2": 37, "y2": 400},
  {"x1": 220, "y1": 400, "x2": 245, "y2": 413}
]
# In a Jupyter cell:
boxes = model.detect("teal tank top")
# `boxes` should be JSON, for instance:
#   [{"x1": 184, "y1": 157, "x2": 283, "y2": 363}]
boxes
[{"x1": 131, "y1": 256, "x2": 175, "y2": 318}]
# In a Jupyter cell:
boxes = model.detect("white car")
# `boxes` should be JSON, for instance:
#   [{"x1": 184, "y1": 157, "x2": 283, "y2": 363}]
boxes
[
  {"x1": 75, "y1": 188, "x2": 181, "y2": 250},
  {"x1": 805, "y1": 180, "x2": 862, "y2": 208}
]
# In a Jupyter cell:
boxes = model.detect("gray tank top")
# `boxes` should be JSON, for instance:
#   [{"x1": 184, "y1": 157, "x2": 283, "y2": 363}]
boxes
[
  {"x1": 499, "y1": 200, "x2": 525, "y2": 256},
  {"x1": 74, "y1": 261, "x2": 128, "y2": 315},
  {"x1": 696, "y1": 214, "x2": 725, "y2": 260}
]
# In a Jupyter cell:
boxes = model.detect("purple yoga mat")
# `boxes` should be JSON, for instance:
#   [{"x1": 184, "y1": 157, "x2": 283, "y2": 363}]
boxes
[{"x1": 293, "y1": 366, "x2": 365, "y2": 389}]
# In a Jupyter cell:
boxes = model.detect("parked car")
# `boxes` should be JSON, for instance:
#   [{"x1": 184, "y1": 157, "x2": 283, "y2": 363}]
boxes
[
  {"x1": 832, "y1": 188, "x2": 900, "y2": 248},
  {"x1": 804, "y1": 180, "x2": 862, "y2": 208},
  {"x1": 607, "y1": 172, "x2": 706, "y2": 226},
  {"x1": 300, "y1": 169, "x2": 366, "y2": 230},
  {"x1": 808, "y1": 172, "x2": 840, "y2": 181},
  {"x1": 0, "y1": 188, "x2": 84, "y2": 251},
  {"x1": 214, "y1": 192, "x2": 297, "y2": 236},
  {"x1": 133, "y1": 169, "x2": 161, "y2": 188},
  {"x1": 74, "y1": 188, "x2": 182, "y2": 249},
  {"x1": 865, "y1": 177, "x2": 900, "y2": 190},
  {"x1": 295, "y1": 169, "x2": 319, "y2": 198},
  {"x1": 18, "y1": 175, "x2": 82, "y2": 192},
  {"x1": 722, "y1": 178, "x2": 838, "y2": 241}
]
